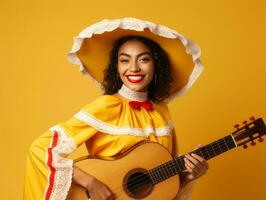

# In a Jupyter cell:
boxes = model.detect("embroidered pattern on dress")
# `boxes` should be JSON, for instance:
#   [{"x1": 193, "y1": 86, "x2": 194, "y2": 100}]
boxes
[
  {"x1": 74, "y1": 110, "x2": 173, "y2": 137},
  {"x1": 43, "y1": 126, "x2": 76, "y2": 200}
]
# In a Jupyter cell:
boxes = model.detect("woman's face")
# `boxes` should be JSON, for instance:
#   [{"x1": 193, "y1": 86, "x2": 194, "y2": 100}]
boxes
[{"x1": 117, "y1": 40, "x2": 154, "y2": 92}]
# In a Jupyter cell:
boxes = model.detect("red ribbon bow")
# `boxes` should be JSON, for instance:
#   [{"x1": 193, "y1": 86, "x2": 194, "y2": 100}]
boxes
[{"x1": 129, "y1": 101, "x2": 153, "y2": 111}]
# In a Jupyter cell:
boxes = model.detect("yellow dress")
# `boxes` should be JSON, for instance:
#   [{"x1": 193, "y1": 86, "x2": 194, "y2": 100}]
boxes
[{"x1": 23, "y1": 94, "x2": 178, "y2": 200}]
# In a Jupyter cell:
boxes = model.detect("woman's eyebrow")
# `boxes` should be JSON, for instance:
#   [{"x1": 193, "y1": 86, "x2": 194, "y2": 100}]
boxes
[
  {"x1": 119, "y1": 52, "x2": 152, "y2": 58},
  {"x1": 119, "y1": 53, "x2": 131, "y2": 57},
  {"x1": 137, "y1": 52, "x2": 152, "y2": 57}
]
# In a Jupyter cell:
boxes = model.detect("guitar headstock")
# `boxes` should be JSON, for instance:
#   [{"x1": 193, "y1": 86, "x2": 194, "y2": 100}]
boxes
[{"x1": 232, "y1": 117, "x2": 266, "y2": 149}]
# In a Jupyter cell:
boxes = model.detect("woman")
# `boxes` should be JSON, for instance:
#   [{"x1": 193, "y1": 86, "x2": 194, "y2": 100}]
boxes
[{"x1": 24, "y1": 18, "x2": 207, "y2": 200}]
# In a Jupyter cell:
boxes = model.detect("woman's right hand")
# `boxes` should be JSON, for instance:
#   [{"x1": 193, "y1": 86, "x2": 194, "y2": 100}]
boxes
[
  {"x1": 73, "y1": 165, "x2": 115, "y2": 200},
  {"x1": 86, "y1": 176, "x2": 115, "y2": 200}
]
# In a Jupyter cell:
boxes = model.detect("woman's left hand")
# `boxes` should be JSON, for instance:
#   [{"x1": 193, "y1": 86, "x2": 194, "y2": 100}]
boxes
[{"x1": 181, "y1": 144, "x2": 209, "y2": 185}]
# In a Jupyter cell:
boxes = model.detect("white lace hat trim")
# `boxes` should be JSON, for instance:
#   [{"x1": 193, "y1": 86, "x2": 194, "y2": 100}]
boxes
[{"x1": 67, "y1": 17, "x2": 203, "y2": 102}]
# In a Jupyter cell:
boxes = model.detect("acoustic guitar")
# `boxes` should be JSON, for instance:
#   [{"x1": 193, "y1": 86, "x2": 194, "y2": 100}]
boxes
[{"x1": 66, "y1": 117, "x2": 265, "y2": 200}]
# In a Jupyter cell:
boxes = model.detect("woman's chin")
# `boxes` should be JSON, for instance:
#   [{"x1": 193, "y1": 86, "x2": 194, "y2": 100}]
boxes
[{"x1": 125, "y1": 83, "x2": 147, "y2": 92}]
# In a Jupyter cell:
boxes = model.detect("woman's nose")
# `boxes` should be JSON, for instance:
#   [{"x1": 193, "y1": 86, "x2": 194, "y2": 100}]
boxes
[{"x1": 130, "y1": 61, "x2": 141, "y2": 72}]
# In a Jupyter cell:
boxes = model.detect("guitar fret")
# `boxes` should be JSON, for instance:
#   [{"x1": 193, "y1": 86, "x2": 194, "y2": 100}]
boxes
[
  {"x1": 178, "y1": 157, "x2": 186, "y2": 172},
  {"x1": 200, "y1": 147, "x2": 208, "y2": 159},
  {"x1": 215, "y1": 139, "x2": 223, "y2": 154},
  {"x1": 221, "y1": 139, "x2": 229, "y2": 151},
  {"x1": 161, "y1": 164, "x2": 170, "y2": 179},
  {"x1": 195, "y1": 148, "x2": 204, "y2": 158},
  {"x1": 167, "y1": 161, "x2": 175, "y2": 176},
  {"x1": 219, "y1": 138, "x2": 230, "y2": 152},
  {"x1": 162, "y1": 165, "x2": 169, "y2": 179},
  {"x1": 171, "y1": 161, "x2": 177, "y2": 175},
  {"x1": 209, "y1": 143, "x2": 217, "y2": 158},
  {"x1": 199, "y1": 147, "x2": 206, "y2": 159},
  {"x1": 165, "y1": 162, "x2": 171, "y2": 177},
  {"x1": 172, "y1": 162, "x2": 178, "y2": 175},
  {"x1": 166, "y1": 163, "x2": 172, "y2": 178},
  {"x1": 151, "y1": 170, "x2": 157, "y2": 184},
  {"x1": 201, "y1": 146, "x2": 210, "y2": 160},
  {"x1": 150, "y1": 169, "x2": 156, "y2": 183},
  {"x1": 152, "y1": 167, "x2": 159, "y2": 183},
  {"x1": 214, "y1": 140, "x2": 223, "y2": 154},
  {"x1": 156, "y1": 167, "x2": 162, "y2": 181},
  {"x1": 173, "y1": 158, "x2": 181, "y2": 173},
  {"x1": 147, "y1": 170, "x2": 155, "y2": 184},
  {"x1": 166, "y1": 163, "x2": 173, "y2": 177},
  {"x1": 159, "y1": 166, "x2": 166, "y2": 181},
  {"x1": 194, "y1": 146, "x2": 208, "y2": 160},
  {"x1": 216, "y1": 140, "x2": 225, "y2": 153},
  {"x1": 173, "y1": 159, "x2": 178, "y2": 172},
  {"x1": 156, "y1": 167, "x2": 163, "y2": 182},
  {"x1": 172, "y1": 160, "x2": 179, "y2": 174},
  {"x1": 223, "y1": 137, "x2": 230, "y2": 150},
  {"x1": 206, "y1": 146, "x2": 212, "y2": 159},
  {"x1": 156, "y1": 169, "x2": 161, "y2": 183},
  {"x1": 226, "y1": 136, "x2": 237, "y2": 149}
]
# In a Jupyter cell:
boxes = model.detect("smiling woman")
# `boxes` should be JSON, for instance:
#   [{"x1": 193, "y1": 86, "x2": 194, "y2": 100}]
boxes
[
  {"x1": 103, "y1": 35, "x2": 173, "y2": 102},
  {"x1": 24, "y1": 18, "x2": 205, "y2": 200},
  {"x1": 118, "y1": 40, "x2": 154, "y2": 90}
]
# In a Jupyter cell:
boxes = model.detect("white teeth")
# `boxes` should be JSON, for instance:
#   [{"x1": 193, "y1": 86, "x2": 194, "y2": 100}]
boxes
[{"x1": 128, "y1": 76, "x2": 143, "y2": 81}]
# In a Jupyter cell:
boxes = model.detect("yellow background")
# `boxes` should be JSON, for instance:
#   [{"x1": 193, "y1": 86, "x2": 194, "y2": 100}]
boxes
[{"x1": 1, "y1": 0, "x2": 265, "y2": 199}]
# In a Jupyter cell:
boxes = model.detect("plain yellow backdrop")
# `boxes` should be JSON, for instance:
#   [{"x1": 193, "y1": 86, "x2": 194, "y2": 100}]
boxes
[{"x1": 0, "y1": 0, "x2": 265, "y2": 199}]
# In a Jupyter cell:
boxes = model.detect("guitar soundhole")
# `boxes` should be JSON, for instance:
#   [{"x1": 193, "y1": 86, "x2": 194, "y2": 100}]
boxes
[{"x1": 123, "y1": 168, "x2": 153, "y2": 199}]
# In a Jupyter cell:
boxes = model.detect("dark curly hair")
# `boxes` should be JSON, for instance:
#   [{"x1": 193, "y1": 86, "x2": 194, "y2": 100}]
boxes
[{"x1": 102, "y1": 35, "x2": 173, "y2": 103}]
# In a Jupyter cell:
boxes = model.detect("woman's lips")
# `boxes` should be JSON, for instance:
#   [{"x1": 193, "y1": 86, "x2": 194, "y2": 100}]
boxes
[{"x1": 126, "y1": 75, "x2": 145, "y2": 83}]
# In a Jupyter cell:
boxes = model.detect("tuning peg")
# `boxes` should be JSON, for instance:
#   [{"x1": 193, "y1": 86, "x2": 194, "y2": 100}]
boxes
[
  {"x1": 234, "y1": 124, "x2": 240, "y2": 130},
  {"x1": 259, "y1": 137, "x2": 264, "y2": 142},
  {"x1": 249, "y1": 116, "x2": 256, "y2": 121},
  {"x1": 243, "y1": 144, "x2": 248, "y2": 149},
  {"x1": 250, "y1": 141, "x2": 256, "y2": 146},
  {"x1": 243, "y1": 120, "x2": 248, "y2": 125}
]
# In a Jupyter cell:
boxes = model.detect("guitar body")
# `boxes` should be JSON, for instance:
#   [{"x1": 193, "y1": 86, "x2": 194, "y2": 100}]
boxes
[{"x1": 66, "y1": 142, "x2": 180, "y2": 200}]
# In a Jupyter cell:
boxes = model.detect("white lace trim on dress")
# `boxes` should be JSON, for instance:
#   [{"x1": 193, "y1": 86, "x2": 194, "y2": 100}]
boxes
[
  {"x1": 74, "y1": 110, "x2": 173, "y2": 137},
  {"x1": 43, "y1": 125, "x2": 76, "y2": 200}
]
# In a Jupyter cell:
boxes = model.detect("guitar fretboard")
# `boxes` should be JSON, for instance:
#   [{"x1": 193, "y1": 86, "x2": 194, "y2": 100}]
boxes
[{"x1": 148, "y1": 135, "x2": 236, "y2": 184}]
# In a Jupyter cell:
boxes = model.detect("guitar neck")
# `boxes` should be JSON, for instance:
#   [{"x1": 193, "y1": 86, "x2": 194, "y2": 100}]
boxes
[
  {"x1": 186, "y1": 134, "x2": 237, "y2": 161},
  {"x1": 149, "y1": 135, "x2": 237, "y2": 184}
]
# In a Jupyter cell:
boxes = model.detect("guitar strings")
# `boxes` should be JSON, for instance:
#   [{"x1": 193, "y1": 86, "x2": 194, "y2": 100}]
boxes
[
  {"x1": 107, "y1": 140, "x2": 235, "y2": 198},
  {"x1": 117, "y1": 138, "x2": 234, "y2": 188},
  {"x1": 113, "y1": 140, "x2": 234, "y2": 196}
]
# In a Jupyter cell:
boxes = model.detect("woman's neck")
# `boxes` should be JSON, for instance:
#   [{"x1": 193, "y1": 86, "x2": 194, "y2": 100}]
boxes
[{"x1": 118, "y1": 84, "x2": 148, "y2": 102}]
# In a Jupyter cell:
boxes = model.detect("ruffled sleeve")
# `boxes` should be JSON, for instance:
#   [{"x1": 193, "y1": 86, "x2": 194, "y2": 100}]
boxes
[{"x1": 23, "y1": 96, "x2": 114, "y2": 200}]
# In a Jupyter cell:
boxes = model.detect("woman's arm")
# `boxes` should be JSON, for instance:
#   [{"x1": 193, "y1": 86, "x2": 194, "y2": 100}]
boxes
[
  {"x1": 173, "y1": 145, "x2": 209, "y2": 200},
  {"x1": 73, "y1": 165, "x2": 94, "y2": 189},
  {"x1": 174, "y1": 175, "x2": 195, "y2": 200},
  {"x1": 73, "y1": 165, "x2": 115, "y2": 200}
]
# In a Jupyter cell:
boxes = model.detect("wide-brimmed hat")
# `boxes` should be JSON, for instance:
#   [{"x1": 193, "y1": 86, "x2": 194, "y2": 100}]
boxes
[{"x1": 67, "y1": 17, "x2": 203, "y2": 103}]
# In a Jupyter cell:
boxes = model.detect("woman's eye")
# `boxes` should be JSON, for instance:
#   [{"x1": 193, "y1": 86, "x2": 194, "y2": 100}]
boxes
[
  {"x1": 140, "y1": 57, "x2": 150, "y2": 62},
  {"x1": 120, "y1": 59, "x2": 129, "y2": 63}
]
